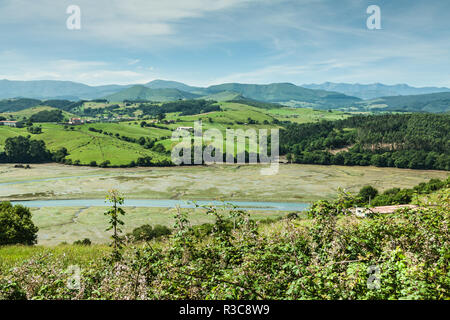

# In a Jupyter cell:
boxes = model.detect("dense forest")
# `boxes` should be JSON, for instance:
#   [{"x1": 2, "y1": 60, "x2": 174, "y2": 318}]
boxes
[{"x1": 281, "y1": 114, "x2": 450, "y2": 170}]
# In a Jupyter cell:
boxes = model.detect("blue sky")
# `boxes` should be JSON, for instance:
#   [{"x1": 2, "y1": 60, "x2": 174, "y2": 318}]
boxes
[{"x1": 0, "y1": 0, "x2": 448, "y2": 87}]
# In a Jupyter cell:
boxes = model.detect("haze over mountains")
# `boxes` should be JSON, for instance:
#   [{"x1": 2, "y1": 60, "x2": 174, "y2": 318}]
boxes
[
  {"x1": 302, "y1": 82, "x2": 450, "y2": 100},
  {"x1": 0, "y1": 79, "x2": 449, "y2": 113}
]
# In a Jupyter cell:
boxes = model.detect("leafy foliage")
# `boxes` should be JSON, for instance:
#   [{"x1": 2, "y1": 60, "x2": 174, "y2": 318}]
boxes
[
  {"x1": 1, "y1": 136, "x2": 51, "y2": 163},
  {"x1": 1, "y1": 192, "x2": 448, "y2": 300},
  {"x1": 104, "y1": 190, "x2": 126, "y2": 261},
  {"x1": 0, "y1": 202, "x2": 38, "y2": 245}
]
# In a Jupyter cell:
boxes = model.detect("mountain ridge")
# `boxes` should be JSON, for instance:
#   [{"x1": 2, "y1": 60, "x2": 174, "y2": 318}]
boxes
[
  {"x1": 302, "y1": 82, "x2": 450, "y2": 100},
  {"x1": 105, "y1": 85, "x2": 200, "y2": 102},
  {"x1": 0, "y1": 79, "x2": 449, "y2": 113}
]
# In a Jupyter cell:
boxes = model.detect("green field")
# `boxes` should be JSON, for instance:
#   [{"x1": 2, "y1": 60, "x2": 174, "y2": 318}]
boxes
[
  {"x1": 0, "y1": 106, "x2": 76, "y2": 121},
  {"x1": 265, "y1": 107, "x2": 348, "y2": 123},
  {"x1": 0, "y1": 122, "x2": 171, "y2": 165},
  {"x1": 0, "y1": 102, "x2": 349, "y2": 166},
  {"x1": 1, "y1": 102, "x2": 448, "y2": 247}
]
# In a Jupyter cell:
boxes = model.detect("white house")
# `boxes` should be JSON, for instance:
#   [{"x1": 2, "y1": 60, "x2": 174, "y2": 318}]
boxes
[
  {"x1": 0, "y1": 120, "x2": 17, "y2": 127},
  {"x1": 176, "y1": 126, "x2": 194, "y2": 133}
]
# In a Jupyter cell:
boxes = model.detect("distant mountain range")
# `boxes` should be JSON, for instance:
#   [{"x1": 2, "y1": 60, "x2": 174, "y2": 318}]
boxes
[
  {"x1": 0, "y1": 79, "x2": 131, "y2": 100},
  {"x1": 0, "y1": 79, "x2": 362, "y2": 108},
  {"x1": 104, "y1": 81, "x2": 362, "y2": 108},
  {"x1": 0, "y1": 79, "x2": 449, "y2": 113},
  {"x1": 302, "y1": 82, "x2": 450, "y2": 100},
  {"x1": 357, "y1": 92, "x2": 450, "y2": 113}
]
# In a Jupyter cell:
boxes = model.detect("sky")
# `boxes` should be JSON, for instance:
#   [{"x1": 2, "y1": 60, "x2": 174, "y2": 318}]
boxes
[{"x1": 0, "y1": 0, "x2": 449, "y2": 87}]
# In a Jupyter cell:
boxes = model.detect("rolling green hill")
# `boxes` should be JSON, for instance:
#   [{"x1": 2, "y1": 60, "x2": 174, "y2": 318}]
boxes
[
  {"x1": 1, "y1": 80, "x2": 448, "y2": 113},
  {"x1": 105, "y1": 85, "x2": 200, "y2": 102},
  {"x1": 0, "y1": 101, "x2": 347, "y2": 166},
  {"x1": 0, "y1": 106, "x2": 76, "y2": 121},
  {"x1": 359, "y1": 92, "x2": 450, "y2": 113},
  {"x1": 204, "y1": 82, "x2": 361, "y2": 107},
  {"x1": 303, "y1": 82, "x2": 450, "y2": 100},
  {"x1": 145, "y1": 80, "x2": 205, "y2": 94},
  {"x1": 200, "y1": 91, "x2": 243, "y2": 101},
  {"x1": 0, "y1": 98, "x2": 42, "y2": 113},
  {"x1": 0, "y1": 122, "x2": 172, "y2": 165},
  {"x1": 0, "y1": 79, "x2": 129, "y2": 100}
]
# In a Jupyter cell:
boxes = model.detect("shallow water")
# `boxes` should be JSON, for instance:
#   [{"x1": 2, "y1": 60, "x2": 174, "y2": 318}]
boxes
[{"x1": 11, "y1": 199, "x2": 310, "y2": 211}]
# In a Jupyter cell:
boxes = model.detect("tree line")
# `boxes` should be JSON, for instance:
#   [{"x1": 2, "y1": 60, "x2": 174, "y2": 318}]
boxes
[
  {"x1": 281, "y1": 113, "x2": 450, "y2": 170},
  {"x1": 0, "y1": 136, "x2": 68, "y2": 164}
]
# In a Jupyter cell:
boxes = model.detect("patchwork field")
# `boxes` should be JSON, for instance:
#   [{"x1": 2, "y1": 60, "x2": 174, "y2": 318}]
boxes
[
  {"x1": 0, "y1": 122, "x2": 171, "y2": 165},
  {"x1": 0, "y1": 102, "x2": 348, "y2": 166}
]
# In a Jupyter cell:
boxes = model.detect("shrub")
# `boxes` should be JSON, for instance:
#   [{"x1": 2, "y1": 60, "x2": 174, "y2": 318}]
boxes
[
  {"x1": 73, "y1": 238, "x2": 92, "y2": 246},
  {"x1": 0, "y1": 202, "x2": 39, "y2": 245},
  {"x1": 129, "y1": 224, "x2": 171, "y2": 242},
  {"x1": 286, "y1": 212, "x2": 299, "y2": 220},
  {"x1": 99, "y1": 160, "x2": 111, "y2": 168},
  {"x1": 358, "y1": 185, "x2": 379, "y2": 205}
]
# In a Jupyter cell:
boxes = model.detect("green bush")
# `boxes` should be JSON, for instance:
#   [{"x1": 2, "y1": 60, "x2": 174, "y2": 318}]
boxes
[
  {"x1": 0, "y1": 202, "x2": 38, "y2": 245},
  {"x1": 358, "y1": 185, "x2": 379, "y2": 204},
  {"x1": 73, "y1": 238, "x2": 92, "y2": 246},
  {"x1": 129, "y1": 224, "x2": 171, "y2": 242}
]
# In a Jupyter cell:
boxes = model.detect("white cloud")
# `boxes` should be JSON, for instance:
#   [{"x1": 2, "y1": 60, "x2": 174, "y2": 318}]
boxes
[
  {"x1": 0, "y1": 0, "x2": 448, "y2": 87},
  {"x1": 0, "y1": 0, "x2": 255, "y2": 45},
  {"x1": 0, "y1": 55, "x2": 156, "y2": 85}
]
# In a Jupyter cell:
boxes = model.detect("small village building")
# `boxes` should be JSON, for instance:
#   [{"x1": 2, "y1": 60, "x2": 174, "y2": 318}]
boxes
[
  {"x1": 0, "y1": 120, "x2": 17, "y2": 127},
  {"x1": 68, "y1": 118, "x2": 84, "y2": 125},
  {"x1": 351, "y1": 204, "x2": 418, "y2": 217},
  {"x1": 176, "y1": 126, "x2": 194, "y2": 133}
]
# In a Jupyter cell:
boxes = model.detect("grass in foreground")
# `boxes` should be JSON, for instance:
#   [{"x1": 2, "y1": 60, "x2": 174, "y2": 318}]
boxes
[{"x1": 0, "y1": 244, "x2": 111, "y2": 272}]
